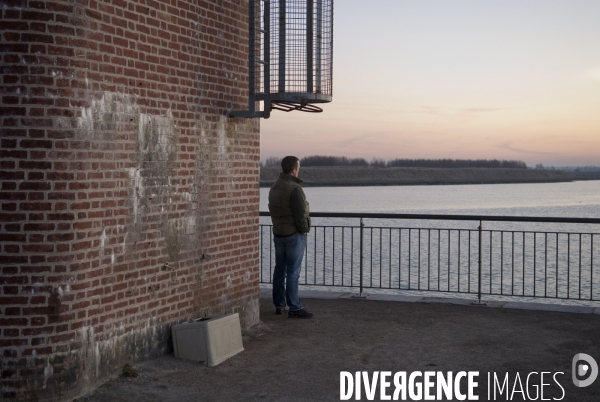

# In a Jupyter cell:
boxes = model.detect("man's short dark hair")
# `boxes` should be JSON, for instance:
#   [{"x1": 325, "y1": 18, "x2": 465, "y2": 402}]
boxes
[{"x1": 281, "y1": 156, "x2": 299, "y2": 174}]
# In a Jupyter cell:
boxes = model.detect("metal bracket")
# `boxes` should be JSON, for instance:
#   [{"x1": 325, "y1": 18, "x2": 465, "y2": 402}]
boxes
[{"x1": 229, "y1": 0, "x2": 271, "y2": 119}]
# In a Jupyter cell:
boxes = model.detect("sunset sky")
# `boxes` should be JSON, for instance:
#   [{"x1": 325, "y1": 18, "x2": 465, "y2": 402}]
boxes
[{"x1": 260, "y1": 0, "x2": 600, "y2": 167}]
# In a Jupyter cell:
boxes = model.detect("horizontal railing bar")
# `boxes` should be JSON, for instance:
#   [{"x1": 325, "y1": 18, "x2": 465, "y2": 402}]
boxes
[
  {"x1": 259, "y1": 211, "x2": 600, "y2": 225},
  {"x1": 260, "y1": 224, "x2": 598, "y2": 237}
]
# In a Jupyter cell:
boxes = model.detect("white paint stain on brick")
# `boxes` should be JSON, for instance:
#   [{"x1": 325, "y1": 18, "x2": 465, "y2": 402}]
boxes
[
  {"x1": 117, "y1": 225, "x2": 127, "y2": 253},
  {"x1": 137, "y1": 113, "x2": 149, "y2": 145},
  {"x1": 95, "y1": 344, "x2": 100, "y2": 378},
  {"x1": 55, "y1": 116, "x2": 70, "y2": 128},
  {"x1": 43, "y1": 362, "x2": 53, "y2": 389},
  {"x1": 77, "y1": 98, "x2": 97, "y2": 134},
  {"x1": 138, "y1": 109, "x2": 173, "y2": 155},
  {"x1": 127, "y1": 168, "x2": 143, "y2": 223},
  {"x1": 217, "y1": 116, "x2": 230, "y2": 159},
  {"x1": 77, "y1": 92, "x2": 140, "y2": 139},
  {"x1": 167, "y1": 215, "x2": 197, "y2": 236},
  {"x1": 100, "y1": 228, "x2": 107, "y2": 251},
  {"x1": 158, "y1": 110, "x2": 172, "y2": 154}
]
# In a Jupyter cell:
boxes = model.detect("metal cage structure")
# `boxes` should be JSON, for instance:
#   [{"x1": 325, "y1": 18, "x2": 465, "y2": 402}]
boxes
[{"x1": 230, "y1": 0, "x2": 334, "y2": 118}]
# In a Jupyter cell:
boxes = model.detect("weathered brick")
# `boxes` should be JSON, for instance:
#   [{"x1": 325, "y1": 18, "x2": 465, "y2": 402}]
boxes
[
  {"x1": 19, "y1": 139, "x2": 53, "y2": 149},
  {"x1": 22, "y1": 244, "x2": 54, "y2": 253},
  {"x1": 21, "y1": 11, "x2": 54, "y2": 22},
  {"x1": 0, "y1": 233, "x2": 25, "y2": 242},
  {"x1": 23, "y1": 223, "x2": 55, "y2": 231},
  {"x1": 0, "y1": 171, "x2": 25, "y2": 180},
  {"x1": 3, "y1": 245, "x2": 20, "y2": 253},
  {"x1": 0, "y1": 339, "x2": 28, "y2": 348},
  {"x1": 19, "y1": 202, "x2": 52, "y2": 211},
  {"x1": 27, "y1": 192, "x2": 45, "y2": 201},
  {"x1": 0, "y1": 318, "x2": 29, "y2": 326},
  {"x1": 0, "y1": 297, "x2": 29, "y2": 306},
  {"x1": 46, "y1": 233, "x2": 74, "y2": 242},
  {"x1": 0, "y1": 213, "x2": 26, "y2": 222},
  {"x1": 18, "y1": 182, "x2": 51, "y2": 190},
  {"x1": 1, "y1": 139, "x2": 18, "y2": 149},
  {"x1": 3, "y1": 1, "x2": 259, "y2": 400},
  {"x1": 0, "y1": 107, "x2": 26, "y2": 116}
]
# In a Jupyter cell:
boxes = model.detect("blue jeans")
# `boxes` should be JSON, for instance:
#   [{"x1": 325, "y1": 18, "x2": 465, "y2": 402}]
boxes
[{"x1": 272, "y1": 232, "x2": 306, "y2": 312}]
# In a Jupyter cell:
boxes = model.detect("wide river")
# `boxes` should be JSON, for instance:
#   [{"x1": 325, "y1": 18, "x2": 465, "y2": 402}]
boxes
[{"x1": 260, "y1": 180, "x2": 600, "y2": 218}]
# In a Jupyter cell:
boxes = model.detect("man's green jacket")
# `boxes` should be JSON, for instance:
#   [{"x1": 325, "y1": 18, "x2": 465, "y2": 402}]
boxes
[{"x1": 268, "y1": 173, "x2": 311, "y2": 236}]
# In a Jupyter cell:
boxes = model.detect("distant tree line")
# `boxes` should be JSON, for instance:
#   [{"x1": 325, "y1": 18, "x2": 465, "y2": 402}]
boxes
[
  {"x1": 386, "y1": 158, "x2": 527, "y2": 169},
  {"x1": 263, "y1": 155, "x2": 369, "y2": 167},
  {"x1": 300, "y1": 155, "x2": 370, "y2": 167},
  {"x1": 262, "y1": 155, "x2": 528, "y2": 169},
  {"x1": 544, "y1": 165, "x2": 600, "y2": 172}
]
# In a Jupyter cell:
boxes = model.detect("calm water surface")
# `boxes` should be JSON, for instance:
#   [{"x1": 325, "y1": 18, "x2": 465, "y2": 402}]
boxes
[{"x1": 261, "y1": 180, "x2": 600, "y2": 218}]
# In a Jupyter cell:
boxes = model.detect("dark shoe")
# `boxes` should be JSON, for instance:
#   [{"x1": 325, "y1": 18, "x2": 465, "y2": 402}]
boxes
[
  {"x1": 275, "y1": 308, "x2": 284, "y2": 315},
  {"x1": 288, "y1": 309, "x2": 313, "y2": 319}
]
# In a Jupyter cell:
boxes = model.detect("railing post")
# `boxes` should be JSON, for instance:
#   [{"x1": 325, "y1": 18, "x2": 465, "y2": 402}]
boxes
[
  {"x1": 359, "y1": 217, "x2": 364, "y2": 296},
  {"x1": 472, "y1": 220, "x2": 487, "y2": 305},
  {"x1": 353, "y1": 217, "x2": 367, "y2": 298}
]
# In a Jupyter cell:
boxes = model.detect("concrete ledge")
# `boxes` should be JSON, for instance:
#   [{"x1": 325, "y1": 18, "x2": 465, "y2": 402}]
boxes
[
  {"x1": 421, "y1": 297, "x2": 480, "y2": 306},
  {"x1": 258, "y1": 286, "x2": 600, "y2": 315},
  {"x1": 300, "y1": 290, "x2": 352, "y2": 299},
  {"x1": 420, "y1": 297, "x2": 506, "y2": 308},
  {"x1": 503, "y1": 302, "x2": 595, "y2": 314},
  {"x1": 342, "y1": 293, "x2": 423, "y2": 303}
]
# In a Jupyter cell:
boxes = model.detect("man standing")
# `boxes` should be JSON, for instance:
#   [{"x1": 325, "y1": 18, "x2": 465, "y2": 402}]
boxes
[{"x1": 268, "y1": 156, "x2": 313, "y2": 319}]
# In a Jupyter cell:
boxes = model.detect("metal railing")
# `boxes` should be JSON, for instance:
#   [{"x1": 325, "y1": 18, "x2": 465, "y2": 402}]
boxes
[{"x1": 259, "y1": 212, "x2": 600, "y2": 303}]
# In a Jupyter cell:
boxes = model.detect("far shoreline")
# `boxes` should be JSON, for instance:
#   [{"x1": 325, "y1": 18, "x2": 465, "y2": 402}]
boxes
[{"x1": 259, "y1": 166, "x2": 599, "y2": 188}]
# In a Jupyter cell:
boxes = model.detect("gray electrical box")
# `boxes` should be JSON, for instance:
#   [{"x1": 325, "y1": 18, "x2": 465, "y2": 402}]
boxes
[{"x1": 171, "y1": 313, "x2": 244, "y2": 366}]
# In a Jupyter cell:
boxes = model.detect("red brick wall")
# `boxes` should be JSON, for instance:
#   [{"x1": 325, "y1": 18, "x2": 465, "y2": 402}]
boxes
[{"x1": 0, "y1": 1, "x2": 260, "y2": 400}]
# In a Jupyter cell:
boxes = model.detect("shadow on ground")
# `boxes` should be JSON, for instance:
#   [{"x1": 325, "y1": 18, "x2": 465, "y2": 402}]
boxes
[{"x1": 81, "y1": 297, "x2": 600, "y2": 401}]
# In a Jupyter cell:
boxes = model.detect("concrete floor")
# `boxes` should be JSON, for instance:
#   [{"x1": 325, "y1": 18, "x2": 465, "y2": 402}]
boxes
[{"x1": 81, "y1": 291, "x2": 600, "y2": 402}]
